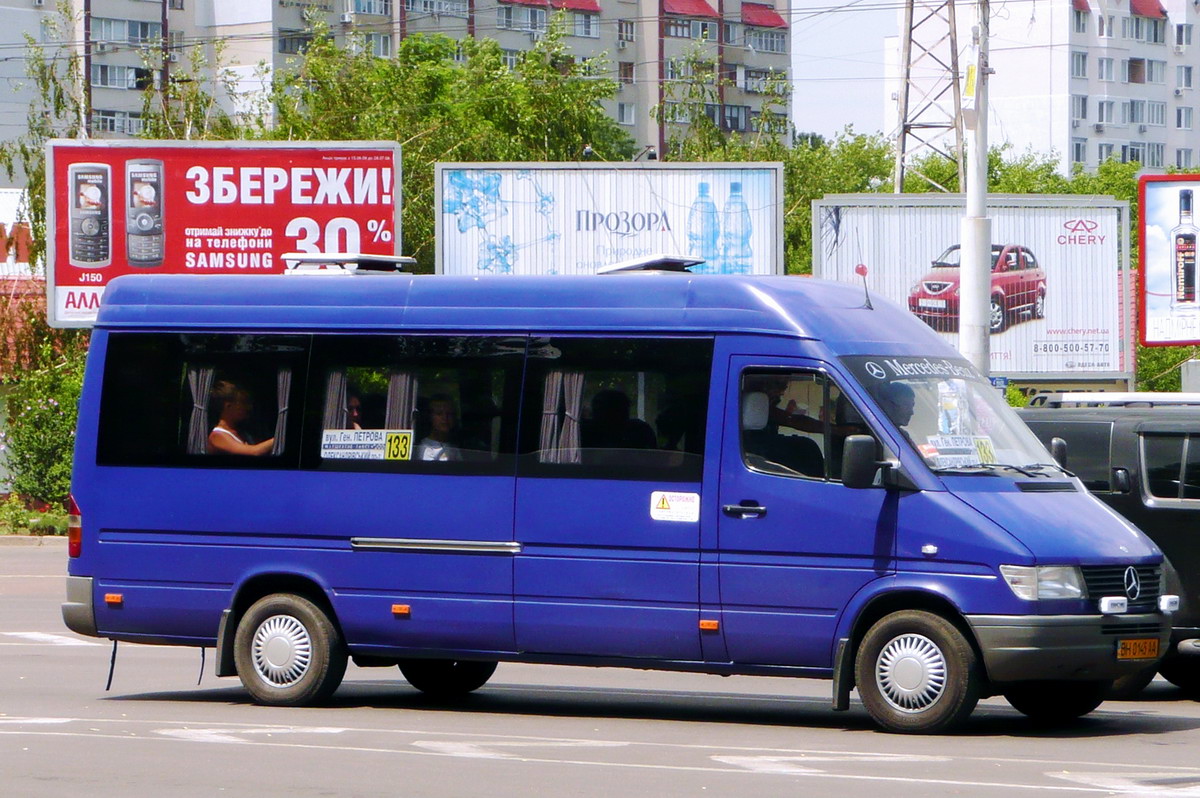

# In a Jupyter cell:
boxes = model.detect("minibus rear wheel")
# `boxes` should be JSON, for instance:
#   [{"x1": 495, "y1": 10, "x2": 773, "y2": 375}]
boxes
[
  {"x1": 399, "y1": 660, "x2": 498, "y2": 698},
  {"x1": 233, "y1": 593, "x2": 348, "y2": 707},
  {"x1": 1003, "y1": 680, "x2": 1109, "y2": 722},
  {"x1": 855, "y1": 610, "x2": 981, "y2": 734}
]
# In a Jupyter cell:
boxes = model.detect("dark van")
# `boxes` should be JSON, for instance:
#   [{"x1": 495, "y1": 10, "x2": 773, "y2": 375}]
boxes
[{"x1": 1021, "y1": 394, "x2": 1200, "y2": 695}]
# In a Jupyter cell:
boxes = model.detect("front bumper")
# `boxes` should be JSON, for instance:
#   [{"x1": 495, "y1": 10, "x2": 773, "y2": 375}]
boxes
[
  {"x1": 968, "y1": 613, "x2": 1170, "y2": 684},
  {"x1": 62, "y1": 575, "x2": 98, "y2": 637}
]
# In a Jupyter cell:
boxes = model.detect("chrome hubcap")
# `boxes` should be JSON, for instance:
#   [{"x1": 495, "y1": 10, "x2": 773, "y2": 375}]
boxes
[
  {"x1": 876, "y1": 633, "x2": 947, "y2": 713},
  {"x1": 990, "y1": 302, "x2": 1003, "y2": 329},
  {"x1": 252, "y1": 614, "x2": 312, "y2": 687}
]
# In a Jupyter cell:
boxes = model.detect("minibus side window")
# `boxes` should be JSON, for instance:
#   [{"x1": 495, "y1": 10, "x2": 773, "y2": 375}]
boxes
[
  {"x1": 740, "y1": 369, "x2": 874, "y2": 482},
  {"x1": 307, "y1": 335, "x2": 523, "y2": 475},
  {"x1": 97, "y1": 333, "x2": 309, "y2": 468},
  {"x1": 519, "y1": 337, "x2": 713, "y2": 481}
]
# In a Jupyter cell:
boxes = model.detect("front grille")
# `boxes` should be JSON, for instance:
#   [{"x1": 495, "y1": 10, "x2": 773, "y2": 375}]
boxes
[
  {"x1": 923, "y1": 281, "x2": 953, "y2": 294},
  {"x1": 1081, "y1": 564, "x2": 1161, "y2": 612}
]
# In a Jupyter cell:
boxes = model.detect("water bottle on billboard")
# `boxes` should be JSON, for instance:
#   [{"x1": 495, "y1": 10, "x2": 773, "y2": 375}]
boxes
[
  {"x1": 721, "y1": 181, "x2": 752, "y2": 274},
  {"x1": 687, "y1": 182, "x2": 720, "y2": 272}
]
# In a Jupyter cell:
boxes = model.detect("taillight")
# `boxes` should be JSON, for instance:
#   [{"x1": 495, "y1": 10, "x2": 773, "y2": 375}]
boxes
[{"x1": 67, "y1": 495, "x2": 82, "y2": 558}]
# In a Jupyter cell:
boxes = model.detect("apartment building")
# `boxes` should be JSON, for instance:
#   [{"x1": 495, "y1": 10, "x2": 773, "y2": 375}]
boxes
[
  {"x1": 885, "y1": 0, "x2": 1199, "y2": 175},
  {"x1": 0, "y1": 0, "x2": 790, "y2": 158}
]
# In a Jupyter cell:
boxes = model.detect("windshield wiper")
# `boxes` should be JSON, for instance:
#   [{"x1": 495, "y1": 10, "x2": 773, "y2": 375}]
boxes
[
  {"x1": 1021, "y1": 462, "x2": 1077, "y2": 479},
  {"x1": 932, "y1": 463, "x2": 1039, "y2": 478}
]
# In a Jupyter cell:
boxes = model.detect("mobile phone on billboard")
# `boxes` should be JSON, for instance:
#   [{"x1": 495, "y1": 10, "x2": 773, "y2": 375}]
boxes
[
  {"x1": 68, "y1": 162, "x2": 112, "y2": 268},
  {"x1": 126, "y1": 158, "x2": 164, "y2": 267}
]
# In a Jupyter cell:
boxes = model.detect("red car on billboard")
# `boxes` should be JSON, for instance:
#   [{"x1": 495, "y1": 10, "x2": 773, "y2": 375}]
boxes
[{"x1": 908, "y1": 244, "x2": 1047, "y2": 334}]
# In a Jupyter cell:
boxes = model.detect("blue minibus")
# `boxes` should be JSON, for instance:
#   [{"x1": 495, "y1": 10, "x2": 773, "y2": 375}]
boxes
[{"x1": 63, "y1": 269, "x2": 1176, "y2": 733}]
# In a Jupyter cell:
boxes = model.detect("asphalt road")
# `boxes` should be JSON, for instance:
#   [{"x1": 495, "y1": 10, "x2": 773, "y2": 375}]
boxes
[{"x1": 4, "y1": 537, "x2": 1200, "y2": 798}]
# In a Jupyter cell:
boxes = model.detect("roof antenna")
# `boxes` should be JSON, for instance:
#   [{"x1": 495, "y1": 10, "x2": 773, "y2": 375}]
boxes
[{"x1": 856, "y1": 263, "x2": 874, "y2": 309}]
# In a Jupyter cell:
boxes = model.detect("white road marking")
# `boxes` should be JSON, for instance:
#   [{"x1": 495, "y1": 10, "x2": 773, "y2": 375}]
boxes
[
  {"x1": 713, "y1": 752, "x2": 951, "y2": 775},
  {"x1": 411, "y1": 740, "x2": 628, "y2": 759},
  {"x1": 0, "y1": 716, "x2": 1177, "y2": 793},
  {"x1": 1, "y1": 632, "x2": 102, "y2": 647},
  {"x1": 0, "y1": 718, "x2": 73, "y2": 725},
  {"x1": 155, "y1": 727, "x2": 349, "y2": 744},
  {"x1": 1049, "y1": 772, "x2": 1200, "y2": 795}
]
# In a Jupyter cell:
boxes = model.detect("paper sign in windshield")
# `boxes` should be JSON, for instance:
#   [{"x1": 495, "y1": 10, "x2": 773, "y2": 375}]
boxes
[
  {"x1": 926, "y1": 435, "x2": 996, "y2": 468},
  {"x1": 322, "y1": 429, "x2": 413, "y2": 460}
]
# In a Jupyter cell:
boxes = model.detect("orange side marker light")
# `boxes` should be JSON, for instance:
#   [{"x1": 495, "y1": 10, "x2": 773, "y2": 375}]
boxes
[
  {"x1": 391, "y1": 604, "x2": 411, "y2": 617},
  {"x1": 104, "y1": 593, "x2": 124, "y2": 606},
  {"x1": 699, "y1": 619, "x2": 720, "y2": 632}
]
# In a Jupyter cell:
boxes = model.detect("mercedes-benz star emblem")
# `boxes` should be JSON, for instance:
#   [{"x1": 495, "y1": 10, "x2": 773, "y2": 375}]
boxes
[
  {"x1": 865, "y1": 362, "x2": 887, "y2": 380},
  {"x1": 1124, "y1": 566, "x2": 1142, "y2": 601}
]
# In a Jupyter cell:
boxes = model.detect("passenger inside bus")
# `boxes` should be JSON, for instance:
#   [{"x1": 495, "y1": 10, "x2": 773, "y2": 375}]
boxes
[
  {"x1": 416, "y1": 393, "x2": 462, "y2": 461},
  {"x1": 207, "y1": 380, "x2": 275, "y2": 456}
]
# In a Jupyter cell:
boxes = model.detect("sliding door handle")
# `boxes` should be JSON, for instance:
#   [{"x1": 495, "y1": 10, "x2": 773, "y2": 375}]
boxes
[{"x1": 723, "y1": 503, "x2": 767, "y2": 518}]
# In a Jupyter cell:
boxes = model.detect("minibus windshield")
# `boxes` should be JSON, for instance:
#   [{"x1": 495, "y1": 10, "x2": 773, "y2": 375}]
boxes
[{"x1": 841, "y1": 355, "x2": 1057, "y2": 475}]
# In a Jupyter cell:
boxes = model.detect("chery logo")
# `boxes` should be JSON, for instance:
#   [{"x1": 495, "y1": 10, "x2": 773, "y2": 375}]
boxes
[{"x1": 1058, "y1": 219, "x2": 1106, "y2": 245}]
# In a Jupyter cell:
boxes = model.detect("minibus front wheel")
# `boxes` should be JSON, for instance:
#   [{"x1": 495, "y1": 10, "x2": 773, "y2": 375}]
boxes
[
  {"x1": 855, "y1": 610, "x2": 982, "y2": 734},
  {"x1": 233, "y1": 593, "x2": 348, "y2": 707}
]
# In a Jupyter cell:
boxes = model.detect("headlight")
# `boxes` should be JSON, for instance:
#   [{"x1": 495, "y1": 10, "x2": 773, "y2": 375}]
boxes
[{"x1": 999, "y1": 565, "x2": 1085, "y2": 600}]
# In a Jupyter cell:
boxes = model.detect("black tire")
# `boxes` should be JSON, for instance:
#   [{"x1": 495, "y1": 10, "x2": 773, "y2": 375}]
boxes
[
  {"x1": 233, "y1": 593, "x2": 348, "y2": 707},
  {"x1": 1004, "y1": 680, "x2": 1110, "y2": 721},
  {"x1": 1159, "y1": 654, "x2": 1200, "y2": 697},
  {"x1": 400, "y1": 659, "x2": 497, "y2": 698},
  {"x1": 855, "y1": 610, "x2": 981, "y2": 734},
  {"x1": 989, "y1": 295, "x2": 1008, "y2": 333},
  {"x1": 1107, "y1": 665, "x2": 1157, "y2": 700}
]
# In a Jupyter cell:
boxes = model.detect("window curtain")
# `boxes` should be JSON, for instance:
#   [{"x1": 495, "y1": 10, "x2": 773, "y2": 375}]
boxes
[
  {"x1": 185, "y1": 366, "x2": 215, "y2": 455},
  {"x1": 539, "y1": 369, "x2": 583, "y2": 464},
  {"x1": 385, "y1": 371, "x2": 417, "y2": 429},
  {"x1": 322, "y1": 370, "x2": 348, "y2": 429},
  {"x1": 271, "y1": 368, "x2": 292, "y2": 456}
]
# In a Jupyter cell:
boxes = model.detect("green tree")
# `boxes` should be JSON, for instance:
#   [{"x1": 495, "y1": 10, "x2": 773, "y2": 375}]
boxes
[
  {"x1": 1, "y1": 343, "x2": 86, "y2": 508},
  {"x1": 268, "y1": 21, "x2": 634, "y2": 270}
]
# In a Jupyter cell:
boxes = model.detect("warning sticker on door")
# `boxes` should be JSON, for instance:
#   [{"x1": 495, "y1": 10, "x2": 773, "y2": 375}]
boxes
[{"x1": 649, "y1": 491, "x2": 700, "y2": 523}]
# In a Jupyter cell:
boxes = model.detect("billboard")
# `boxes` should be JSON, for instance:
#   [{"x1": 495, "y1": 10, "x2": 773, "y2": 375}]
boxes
[
  {"x1": 46, "y1": 140, "x2": 401, "y2": 327},
  {"x1": 813, "y1": 194, "x2": 1132, "y2": 380},
  {"x1": 435, "y1": 163, "x2": 784, "y2": 275},
  {"x1": 1140, "y1": 174, "x2": 1200, "y2": 346}
]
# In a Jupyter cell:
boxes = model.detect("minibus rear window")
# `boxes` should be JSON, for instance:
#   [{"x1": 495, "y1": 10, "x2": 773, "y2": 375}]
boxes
[
  {"x1": 519, "y1": 337, "x2": 713, "y2": 481},
  {"x1": 97, "y1": 333, "x2": 309, "y2": 468}
]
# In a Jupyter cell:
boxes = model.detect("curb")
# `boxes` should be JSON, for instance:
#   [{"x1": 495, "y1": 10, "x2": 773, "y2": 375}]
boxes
[{"x1": 0, "y1": 535, "x2": 68, "y2": 546}]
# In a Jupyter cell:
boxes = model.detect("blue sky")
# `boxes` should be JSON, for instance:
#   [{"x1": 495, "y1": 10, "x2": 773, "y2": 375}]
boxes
[{"x1": 789, "y1": 0, "x2": 897, "y2": 138}]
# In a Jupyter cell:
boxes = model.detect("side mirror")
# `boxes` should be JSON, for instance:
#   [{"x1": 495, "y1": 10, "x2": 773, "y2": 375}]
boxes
[
  {"x1": 1050, "y1": 437, "x2": 1068, "y2": 468},
  {"x1": 842, "y1": 435, "x2": 880, "y2": 490}
]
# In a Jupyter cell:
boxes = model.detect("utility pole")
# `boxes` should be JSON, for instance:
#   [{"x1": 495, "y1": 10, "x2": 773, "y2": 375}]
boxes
[
  {"x1": 893, "y1": 0, "x2": 965, "y2": 193},
  {"x1": 959, "y1": 0, "x2": 991, "y2": 373}
]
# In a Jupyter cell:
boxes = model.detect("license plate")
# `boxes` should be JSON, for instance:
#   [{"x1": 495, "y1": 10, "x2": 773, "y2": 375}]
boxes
[
  {"x1": 918, "y1": 298, "x2": 947, "y2": 309},
  {"x1": 1117, "y1": 638, "x2": 1159, "y2": 660}
]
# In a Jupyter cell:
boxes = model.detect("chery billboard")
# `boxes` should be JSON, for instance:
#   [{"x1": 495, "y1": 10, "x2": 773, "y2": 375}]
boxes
[
  {"x1": 435, "y1": 162, "x2": 784, "y2": 276},
  {"x1": 813, "y1": 194, "x2": 1132, "y2": 380},
  {"x1": 45, "y1": 140, "x2": 401, "y2": 327}
]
